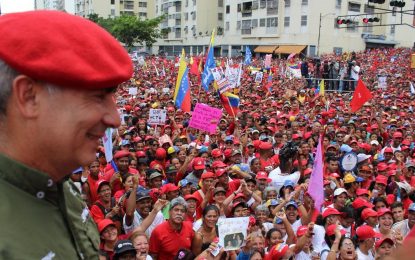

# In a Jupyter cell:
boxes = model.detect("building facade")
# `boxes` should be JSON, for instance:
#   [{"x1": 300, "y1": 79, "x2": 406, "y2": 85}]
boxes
[
  {"x1": 35, "y1": 0, "x2": 65, "y2": 11},
  {"x1": 153, "y1": 0, "x2": 415, "y2": 57},
  {"x1": 74, "y1": 0, "x2": 155, "y2": 19}
]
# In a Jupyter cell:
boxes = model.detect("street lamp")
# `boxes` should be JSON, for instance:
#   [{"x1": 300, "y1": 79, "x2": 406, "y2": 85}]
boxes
[{"x1": 317, "y1": 12, "x2": 336, "y2": 57}]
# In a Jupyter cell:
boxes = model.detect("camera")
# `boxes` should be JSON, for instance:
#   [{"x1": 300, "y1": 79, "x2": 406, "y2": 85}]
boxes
[{"x1": 279, "y1": 141, "x2": 299, "y2": 160}]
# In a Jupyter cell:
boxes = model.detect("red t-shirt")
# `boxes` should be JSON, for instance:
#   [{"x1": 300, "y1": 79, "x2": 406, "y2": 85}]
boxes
[
  {"x1": 86, "y1": 175, "x2": 100, "y2": 204},
  {"x1": 149, "y1": 221, "x2": 195, "y2": 259}
]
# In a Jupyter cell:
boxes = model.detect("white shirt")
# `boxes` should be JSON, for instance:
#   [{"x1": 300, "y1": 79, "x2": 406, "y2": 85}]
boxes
[
  {"x1": 268, "y1": 168, "x2": 301, "y2": 193},
  {"x1": 123, "y1": 211, "x2": 164, "y2": 236},
  {"x1": 356, "y1": 247, "x2": 375, "y2": 260},
  {"x1": 296, "y1": 251, "x2": 312, "y2": 260},
  {"x1": 351, "y1": 65, "x2": 360, "y2": 80}
]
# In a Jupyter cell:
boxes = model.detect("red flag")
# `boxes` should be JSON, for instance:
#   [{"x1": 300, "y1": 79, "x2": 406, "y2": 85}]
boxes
[
  {"x1": 190, "y1": 57, "x2": 200, "y2": 76},
  {"x1": 350, "y1": 79, "x2": 373, "y2": 112}
]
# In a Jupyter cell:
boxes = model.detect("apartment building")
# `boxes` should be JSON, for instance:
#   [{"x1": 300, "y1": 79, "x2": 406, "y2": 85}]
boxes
[
  {"x1": 153, "y1": 0, "x2": 415, "y2": 57},
  {"x1": 74, "y1": 0, "x2": 155, "y2": 19},
  {"x1": 35, "y1": 0, "x2": 65, "y2": 11}
]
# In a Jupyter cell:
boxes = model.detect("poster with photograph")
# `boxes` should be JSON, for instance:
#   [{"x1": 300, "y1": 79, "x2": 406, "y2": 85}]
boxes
[{"x1": 217, "y1": 217, "x2": 249, "y2": 251}]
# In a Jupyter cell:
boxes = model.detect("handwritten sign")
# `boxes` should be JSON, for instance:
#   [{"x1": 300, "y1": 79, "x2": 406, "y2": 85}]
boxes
[
  {"x1": 217, "y1": 78, "x2": 233, "y2": 94},
  {"x1": 218, "y1": 217, "x2": 249, "y2": 251},
  {"x1": 188, "y1": 103, "x2": 222, "y2": 134},
  {"x1": 148, "y1": 109, "x2": 167, "y2": 125}
]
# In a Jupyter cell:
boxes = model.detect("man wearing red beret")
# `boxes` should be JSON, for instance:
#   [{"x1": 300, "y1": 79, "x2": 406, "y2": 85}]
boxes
[
  {"x1": 102, "y1": 150, "x2": 138, "y2": 194},
  {"x1": 0, "y1": 11, "x2": 132, "y2": 258}
]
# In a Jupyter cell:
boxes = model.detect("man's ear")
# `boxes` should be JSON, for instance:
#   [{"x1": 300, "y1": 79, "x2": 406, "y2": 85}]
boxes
[{"x1": 12, "y1": 75, "x2": 43, "y2": 118}]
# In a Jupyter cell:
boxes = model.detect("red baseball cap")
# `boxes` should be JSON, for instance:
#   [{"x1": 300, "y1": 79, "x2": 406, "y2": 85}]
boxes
[
  {"x1": 375, "y1": 237, "x2": 394, "y2": 249},
  {"x1": 97, "y1": 219, "x2": 115, "y2": 234},
  {"x1": 161, "y1": 183, "x2": 179, "y2": 194},
  {"x1": 114, "y1": 150, "x2": 130, "y2": 159},
  {"x1": 259, "y1": 141, "x2": 272, "y2": 150},
  {"x1": 212, "y1": 161, "x2": 227, "y2": 169},
  {"x1": 267, "y1": 243, "x2": 289, "y2": 260},
  {"x1": 201, "y1": 171, "x2": 215, "y2": 179},
  {"x1": 193, "y1": 157, "x2": 206, "y2": 170},
  {"x1": 296, "y1": 226, "x2": 309, "y2": 237},
  {"x1": 356, "y1": 225, "x2": 382, "y2": 241},
  {"x1": 384, "y1": 147, "x2": 393, "y2": 154},
  {"x1": 377, "y1": 162, "x2": 388, "y2": 171},
  {"x1": 256, "y1": 171, "x2": 271, "y2": 183},
  {"x1": 352, "y1": 197, "x2": 374, "y2": 209},
  {"x1": 356, "y1": 188, "x2": 370, "y2": 196},
  {"x1": 211, "y1": 148, "x2": 223, "y2": 158},
  {"x1": 326, "y1": 224, "x2": 347, "y2": 236},
  {"x1": 322, "y1": 208, "x2": 342, "y2": 219},
  {"x1": 361, "y1": 208, "x2": 378, "y2": 220},
  {"x1": 215, "y1": 168, "x2": 227, "y2": 177},
  {"x1": 155, "y1": 148, "x2": 167, "y2": 159},
  {"x1": 377, "y1": 208, "x2": 393, "y2": 217},
  {"x1": 375, "y1": 175, "x2": 388, "y2": 186}
]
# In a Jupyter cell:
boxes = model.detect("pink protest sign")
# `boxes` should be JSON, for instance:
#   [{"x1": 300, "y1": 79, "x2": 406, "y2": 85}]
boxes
[{"x1": 189, "y1": 103, "x2": 222, "y2": 134}]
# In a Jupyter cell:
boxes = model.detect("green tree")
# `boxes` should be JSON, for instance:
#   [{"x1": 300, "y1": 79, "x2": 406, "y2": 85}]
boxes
[{"x1": 87, "y1": 13, "x2": 164, "y2": 51}]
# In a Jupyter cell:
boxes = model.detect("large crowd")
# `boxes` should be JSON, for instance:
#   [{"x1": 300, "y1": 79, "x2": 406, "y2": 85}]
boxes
[{"x1": 75, "y1": 47, "x2": 415, "y2": 260}]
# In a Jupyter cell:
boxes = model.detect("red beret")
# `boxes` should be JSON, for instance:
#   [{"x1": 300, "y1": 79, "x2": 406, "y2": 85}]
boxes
[
  {"x1": 0, "y1": 11, "x2": 132, "y2": 89},
  {"x1": 259, "y1": 141, "x2": 272, "y2": 150},
  {"x1": 114, "y1": 150, "x2": 130, "y2": 159}
]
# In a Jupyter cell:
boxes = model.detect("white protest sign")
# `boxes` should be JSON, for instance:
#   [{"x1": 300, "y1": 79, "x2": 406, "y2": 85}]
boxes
[
  {"x1": 128, "y1": 87, "x2": 138, "y2": 95},
  {"x1": 101, "y1": 128, "x2": 114, "y2": 162},
  {"x1": 162, "y1": 88, "x2": 170, "y2": 94},
  {"x1": 378, "y1": 76, "x2": 387, "y2": 89},
  {"x1": 218, "y1": 217, "x2": 249, "y2": 251},
  {"x1": 264, "y1": 54, "x2": 272, "y2": 68},
  {"x1": 217, "y1": 78, "x2": 233, "y2": 94},
  {"x1": 148, "y1": 109, "x2": 167, "y2": 125},
  {"x1": 210, "y1": 67, "x2": 224, "y2": 81},
  {"x1": 255, "y1": 71, "x2": 263, "y2": 83}
]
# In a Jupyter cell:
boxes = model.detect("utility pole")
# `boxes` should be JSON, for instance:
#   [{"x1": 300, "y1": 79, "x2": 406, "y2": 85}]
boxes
[{"x1": 317, "y1": 13, "x2": 322, "y2": 57}]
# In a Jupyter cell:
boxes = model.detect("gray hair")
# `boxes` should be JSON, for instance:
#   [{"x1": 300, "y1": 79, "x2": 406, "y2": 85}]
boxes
[
  {"x1": 255, "y1": 204, "x2": 270, "y2": 215},
  {"x1": 0, "y1": 60, "x2": 18, "y2": 117},
  {"x1": 170, "y1": 196, "x2": 188, "y2": 211},
  {"x1": 263, "y1": 186, "x2": 278, "y2": 200}
]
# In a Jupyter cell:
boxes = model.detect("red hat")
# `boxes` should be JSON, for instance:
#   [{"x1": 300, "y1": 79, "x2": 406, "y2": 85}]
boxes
[
  {"x1": 184, "y1": 194, "x2": 199, "y2": 204},
  {"x1": 296, "y1": 226, "x2": 309, "y2": 237},
  {"x1": 384, "y1": 147, "x2": 393, "y2": 154},
  {"x1": 326, "y1": 224, "x2": 347, "y2": 236},
  {"x1": 322, "y1": 208, "x2": 342, "y2": 219},
  {"x1": 375, "y1": 237, "x2": 395, "y2": 249},
  {"x1": 193, "y1": 157, "x2": 206, "y2": 170},
  {"x1": 212, "y1": 161, "x2": 227, "y2": 169},
  {"x1": 361, "y1": 208, "x2": 378, "y2": 220},
  {"x1": 233, "y1": 193, "x2": 246, "y2": 201},
  {"x1": 377, "y1": 208, "x2": 392, "y2": 217},
  {"x1": 259, "y1": 141, "x2": 273, "y2": 150},
  {"x1": 0, "y1": 11, "x2": 132, "y2": 90},
  {"x1": 114, "y1": 150, "x2": 130, "y2": 159},
  {"x1": 393, "y1": 132, "x2": 403, "y2": 138},
  {"x1": 377, "y1": 162, "x2": 388, "y2": 171},
  {"x1": 136, "y1": 151, "x2": 146, "y2": 158},
  {"x1": 303, "y1": 168, "x2": 312, "y2": 176},
  {"x1": 97, "y1": 219, "x2": 116, "y2": 234},
  {"x1": 267, "y1": 243, "x2": 289, "y2": 260},
  {"x1": 256, "y1": 171, "x2": 271, "y2": 183},
  {"x1": 356, "y1": 225, "x2": 381, "y2": 241},
  {"x1": 356, "y1": 188, "x2": 370, "y2": 196},
  {"x1": 215, "y1": 168, "x2": 227, "y2": 177},
  {"x1": 352, "y1": 197, "x2": 374, "y2": 209},
  {"x1": 223, "y1": 149, "x2": 232, "y2": 158},
  {"x1": 155, "y1": 148, "x2": 167, "y2": 159},
  {"x1": 161, "y1": 183, "x2": 179, "y2": 194},
  {"x1": 97, "y1": 180, "x2": 110, "y2": 193},
  {"x1": 211, "y1": 148, "x2": 223, "y2": 158},
  {"x1": 371, "y1": 124, "x2": 379, "y2": 130},
  {"x1": 375, "y1": 175, "x2": 388, "y2": 186},
  {"x1": 201, "y1": 171, "x2": 215, "y2": 179}
]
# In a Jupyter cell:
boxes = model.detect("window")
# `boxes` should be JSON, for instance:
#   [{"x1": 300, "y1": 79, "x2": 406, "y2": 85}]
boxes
[
  {"x1": 237, "y1": 21, "x2": 241, "y2": 29},
  {"x1": 242, "y1": 20, "x2": 252, "y2": 29},
  {"x1": 252, "y1": 19, "x2": 258, "y2": 27},
  {"x1": 267, "y1": 0, "x2": 278, "y2": 15},
  {"x1": 192, "y1": 11, "x2": 196, "y2": 20},
  {"x1": 285, "y1": 0, "x2": 290, "y2": 8},
  {"x1": 260, "y1": 0, "x2": 266, "y2": 8},
  {"x1": 193, "y1": 0, "x2": 196, "y2": 5},
  {"x1": 301, "y1": 15, "x2": 307, "y2": 26},
  {"x1": 301, "y1": 0, "x2": 308, "y2": 5},
  {"x1": 284, "y1": 16, "x2": 290, "y2": 27},
  {"x1": 392, "y1": 7, "x2": 396, "y2": 16},
  {"x1": 185, "y1": 0, "x2": 188, "y2": 7},
  {"x1": 218, "y1": 0, "x2": 223, "y2": 7},
  {"x1": 175, "y1": 28, "x2": 181, "y2": 38},
  {"x1": 184, "y1": 12, "x2": 188, "y2": 20},
  {"x1": 225, "y1": 21, "x2": 230, "y2": 30},
  {"x1": 138, "y1": 2, "x2": 147, "y2": 7},
  {"x1": 336, "y1": 0, "x2": 341, "y2": 8},
  {"x1": 111, "y1": 9, "x2": 115, "y2": 15},
  {"x1": 226, "y1": 5, "x2": 230, "y2": 13},
  {"x1": 391, "y1": 25, "x2": 395, "y2": 34},
  {"x1": 218, "y1": 13, "x2": 223, "y2": 21},
  {"x1": 346, "y1": 21, "x2": 358, "y2": 32},
  {"x1": 364, "y1": 4, "x2": 374, "y2": 14},
  {"x1": 267, "y1": 17, "x2": 277, "y2": 27},
  {"x1": 252, "y1": 0, "x2": 259, "y2": 9},
  {"x1": 260, "y1": 18, "x2": 266, "y2": 27},
  {"x1": 348, "y1": 3, "x2": 360, "y2": 12},
  {"x1": 111, "y1": 0, "x2": 115, "y2": 5},
  {"x1": 237, "y1": 4, "x2": 241, "y2": 12},
  {"x1": 139, "y1": 12, "x2": 147, "y2": 18}
]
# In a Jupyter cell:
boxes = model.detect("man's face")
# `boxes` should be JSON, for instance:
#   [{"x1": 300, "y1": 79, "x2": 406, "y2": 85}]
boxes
[
  {"x1": 136, "y1": 198, "x2": 152, "y2": 217},
  {"x1": 170, "y1": 205, "x2": 186, "y2": 225},
  {"x1": 150, "y1": 176, "x2": 163, "y2": 188},
  {"x1": 37, "y1": 87, "x2": 120, "y2": 177},
  {"x1": 232, "y1": 154, "x2": 242, "y2": 164},
  {"x1": 116, "y1": 157, "x2": 129, "y2": 172},
  {"x1": 408, "y1": 211, "x2": 415, "y2": 228},
  {"x1": 89, "y1": 161, "x2": 100, "y2": 176},
  {"x1": 98, "y1": 184, "x2": 112, "y2": 202},
  {"x1": 328, "y1": 160, "x2": 338, "y2": 172}
]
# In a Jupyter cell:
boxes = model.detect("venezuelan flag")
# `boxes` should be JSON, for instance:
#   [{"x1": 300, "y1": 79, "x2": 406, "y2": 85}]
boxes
[
  {"x1": 315, "y1": 79, "x2": 325, "y2": 96},
  {"x1": 173, "y1": 49, "x2": 191, "y2": 112},
  {"x1": 220, "y1": 92, "x2": 240, "y2": 118}
]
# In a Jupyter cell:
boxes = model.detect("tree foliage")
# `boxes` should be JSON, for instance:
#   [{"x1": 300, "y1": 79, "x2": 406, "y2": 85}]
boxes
[{"x1": 87, "y1": 13, "x2": 165, "y2": 50}]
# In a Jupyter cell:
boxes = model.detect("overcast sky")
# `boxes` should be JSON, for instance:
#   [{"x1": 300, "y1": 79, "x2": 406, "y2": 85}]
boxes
[{"x1": 1, "y1": 0, "x2": 35, "y2": 14}]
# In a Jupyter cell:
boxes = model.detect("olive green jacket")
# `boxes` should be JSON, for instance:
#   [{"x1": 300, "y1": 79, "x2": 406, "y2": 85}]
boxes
[{"x1": 0, "y1": 154, "x2": 99, "y2": 259}]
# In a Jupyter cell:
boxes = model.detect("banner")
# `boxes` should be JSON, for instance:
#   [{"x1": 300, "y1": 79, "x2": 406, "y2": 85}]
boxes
[
  {"x1": 188, "y1": 103, "x2": 222, "y2": 134},
  {"x1": 255, "y1": 71, "x2": 263, "y2": 83},
  {"x1": 148, "y1": 109, "x2": 167, "y2": 125},
  {"x1": 218, "y1": 217, "x2": 249, "y2": 251},
  {"x1": 102, "y1": 128, "x2": 114, "y2": 162},
  {"x1": 210, "y1": 67, "x2": 224, "y2": 81}
]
